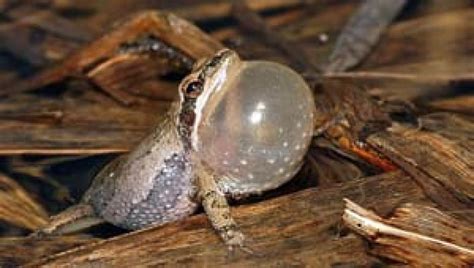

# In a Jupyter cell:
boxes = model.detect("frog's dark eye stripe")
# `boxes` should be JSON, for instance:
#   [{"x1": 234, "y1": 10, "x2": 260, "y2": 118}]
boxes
[{"x1": 184, "y1": 80, "x2": 203, "y2": 98}]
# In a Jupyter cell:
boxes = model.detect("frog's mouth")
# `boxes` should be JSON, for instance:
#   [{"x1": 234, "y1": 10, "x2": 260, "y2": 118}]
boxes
[{"x1": 191, "y1": 50, "x2": 242, "y2": 151}]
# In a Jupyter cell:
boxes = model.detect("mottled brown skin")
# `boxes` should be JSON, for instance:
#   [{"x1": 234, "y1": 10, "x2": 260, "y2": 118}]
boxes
[
  {"x1": 82, "y1": 110, "x2": 198, "y2": 230},
  {"x1": 35, "y1": 50, "x2": 250, "y2": 249}
]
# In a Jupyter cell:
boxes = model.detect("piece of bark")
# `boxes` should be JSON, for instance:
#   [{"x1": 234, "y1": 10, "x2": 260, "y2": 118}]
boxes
[
  {"x1": 306, "y1": 144, "x2": 366, "y2": 186},
  {"x1": 0, "y1": 0, "x2": 95, "y2": 13},
  {"x1": 231, "y1": 1, "x2": 319, "y2": 73},
  {"x1": 323, "y1": 71, "x2": 474, "y2": 86},
  {"x1": 0, "y1": 23, "x2": 52, "y2": 66},
  {"x1": 212, "y1": 8, "x2": 305, "y2": 41},
  {"x1": 0, "y1": 94, "x2": 165, "y2": 155},
  {"x1": 312, "y1": 79, "x2": 397, "y2": 171},
  {"x1": 0, "y1": 10, "x2": 223, "y2": 98},
  {"x1": 314, "y1": 80, "x2": 391, "y2": 136},
  {"x1": 278, "y1": 2, "x2": 474, "y2": 82},
  {"x1": 367, "y1": 117, "x2": 474, "y2": 216},
  {"x1": 0, "y1": 173, "x2": 48, "y2": 230},
  {"x1": 42, "y1": 0, "x2": 96, "y2": 13},
  {"x1": 325, "y1": 0, "x2": 407, "y2": 72},
  {"x1": 7, "y1": 6, "x2": 93, "y2": 42},
  {"x1": 418, "y1": 113, "x2": 474, "y2": 143},
  {"x1": 0, "y1": 236, "x2": 98, "y2": 267},
  {"x1": 24, "y1": 171, "x2": 429, "y2": 267},
  {"x1": 86, "y1": 53, "x2": 180, "y2": 105},
  {"x1": 427, "y1": 95, "x2": 474, "y2": 115},
  {"x1": 0, "y1": 5, "x2": 90, "y2": 67},
  {"x1": 343, "y1": 199, "x2": 474, "y2": 267},
  {"x1": 170, "y1": 0, "x2": 304, "y2": 22},
  {"x1": 361, "y1": 8, "x2": 474, "y2": 71},
  {"x1": 284, "y1": 2, "x2": 471, "y2": 80}
]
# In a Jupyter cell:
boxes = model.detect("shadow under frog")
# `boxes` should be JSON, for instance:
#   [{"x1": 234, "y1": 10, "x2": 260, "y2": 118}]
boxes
[{"x1": 35, "y1": 49, "x2": 316, "y2": 250}]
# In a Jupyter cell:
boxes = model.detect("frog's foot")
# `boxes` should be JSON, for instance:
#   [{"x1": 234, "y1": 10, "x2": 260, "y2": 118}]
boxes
[
  {"x1": 217, "y1": 223, "x2": 245, "y2": 250},
  {"x1": 30, "y1": 204, "x2": 104, "y2": 238},
  {"x1": 194, "y1": 159, "x2": 261, "y2": 256},
  {"x1": 218, "y1": 225, "x2": 261, "y2": 256}
]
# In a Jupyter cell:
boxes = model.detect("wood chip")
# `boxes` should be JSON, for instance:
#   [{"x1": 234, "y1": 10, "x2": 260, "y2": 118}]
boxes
[
  {"x1": 0, "y1": 173, "x2": 48, "y2": 230},
  {"x1": 343, "y1": 199, "x2": 474, "y2": 267}
]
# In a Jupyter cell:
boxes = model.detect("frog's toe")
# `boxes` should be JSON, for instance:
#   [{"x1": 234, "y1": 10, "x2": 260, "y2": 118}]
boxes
[
  {"x1": 225, "y1": 232, "x2": 263, "y2": 257},
  {"x1": 225, "y1": 229, "x2": 246, "y2": 249}
]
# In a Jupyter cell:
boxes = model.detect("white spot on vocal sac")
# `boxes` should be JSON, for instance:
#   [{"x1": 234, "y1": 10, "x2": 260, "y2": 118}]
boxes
[
  {"x1": 240, "y1": 159, "x2": 248, "y2": 165},
  {"x1": 249, "y1": 111, "x2": 263, "y2": 124}
]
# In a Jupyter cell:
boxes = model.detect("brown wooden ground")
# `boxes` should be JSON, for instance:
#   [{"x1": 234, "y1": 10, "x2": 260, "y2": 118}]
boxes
[{"x1": 0, "y1": 1, "x2": 472, "y2": 267}]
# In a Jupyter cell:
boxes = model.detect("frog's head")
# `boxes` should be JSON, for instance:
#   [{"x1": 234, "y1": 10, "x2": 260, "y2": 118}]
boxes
[{"x1": 176, "y1": 49, "x2": 241, "y2": 149}]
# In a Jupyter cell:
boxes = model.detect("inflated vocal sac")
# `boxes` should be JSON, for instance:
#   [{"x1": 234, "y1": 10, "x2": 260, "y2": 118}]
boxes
[{"x1": 196, "y1": 60, "x2": 316, "y2": 194}]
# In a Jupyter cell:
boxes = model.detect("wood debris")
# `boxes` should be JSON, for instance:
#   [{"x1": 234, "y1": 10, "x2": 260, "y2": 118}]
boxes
[
  {"x1": 343, "y1": 199, "x2": 474, "y2": 267},
  {"x1": 0, "y1": 0, "x2": 471, "y2": 266}
]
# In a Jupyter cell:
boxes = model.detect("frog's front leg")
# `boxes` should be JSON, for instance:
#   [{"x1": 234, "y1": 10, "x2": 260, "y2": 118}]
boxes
[{"x1": 194, "y1": 161, "x2": 246, "y2": 251}]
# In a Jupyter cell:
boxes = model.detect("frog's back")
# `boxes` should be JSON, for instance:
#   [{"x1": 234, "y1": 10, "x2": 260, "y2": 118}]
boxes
[{"x1": 83, "y1": 115, "x2": 198, "y2": 230}]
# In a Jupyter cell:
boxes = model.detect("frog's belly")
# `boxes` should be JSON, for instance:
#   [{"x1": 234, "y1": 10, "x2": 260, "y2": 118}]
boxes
[
  {"x1": 121, "y1": 177, "x2": 198, "y2": 230},
  {"x1": 118, "y1": 166, "x2": 198, "y2": 230},
  {"x1": 87, "y1": 153, "x2": 199, "y2": 230}
]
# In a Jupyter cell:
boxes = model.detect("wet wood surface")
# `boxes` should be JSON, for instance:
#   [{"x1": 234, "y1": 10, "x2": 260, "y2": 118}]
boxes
[
  {"x1": 0, "y1": 0, "x2": 472, "y2": 267},
  {"x1": 0, "y1": 1, "x2": 471, "y2": 154},
  {"x1": 343, "y1": 200, "x2": 474, "y2": 267},
  {"x1": 25, "y1": 172, "x2": 428, "y2": 267}
]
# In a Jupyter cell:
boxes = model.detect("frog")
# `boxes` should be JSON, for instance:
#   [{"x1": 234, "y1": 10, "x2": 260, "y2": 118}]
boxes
[{"x1": 34, "y1": 49, "x2": 316, "y2": 250}]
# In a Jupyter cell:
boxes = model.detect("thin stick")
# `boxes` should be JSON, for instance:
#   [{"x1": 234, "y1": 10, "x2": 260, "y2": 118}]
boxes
[{"x1": 342, "y1": 199, "x2": 474, "y2": 260}]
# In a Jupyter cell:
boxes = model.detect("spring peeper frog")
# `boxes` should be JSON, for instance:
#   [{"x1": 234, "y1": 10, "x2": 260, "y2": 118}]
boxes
[{"x1": 35, "y1": 49, "x2": 315, "y2": 250}]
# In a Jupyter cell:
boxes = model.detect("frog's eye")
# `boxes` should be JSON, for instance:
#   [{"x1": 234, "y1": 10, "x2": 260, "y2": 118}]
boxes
[{"x1": 183, "y1": 80, "x2": 203, "y2": 98}]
